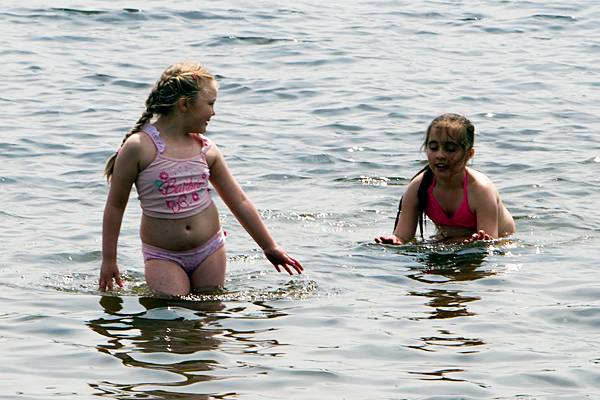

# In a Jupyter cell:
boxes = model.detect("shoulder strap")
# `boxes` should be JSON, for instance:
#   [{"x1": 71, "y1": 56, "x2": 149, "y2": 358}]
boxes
[
  {"x1": 463, "y1": 171, "x2": 469, "y2": 203},
  {"x1": 140, "y1": 124, "x2": 165, "y2": 154},
  {"x1": 193, "y1": 134, "x2": 213, "y2": 155}
]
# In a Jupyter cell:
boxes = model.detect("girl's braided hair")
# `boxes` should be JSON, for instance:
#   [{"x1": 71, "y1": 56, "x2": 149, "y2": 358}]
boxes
[{"x1": 104, "y1": 63, "x2": 215, "y2": 181}]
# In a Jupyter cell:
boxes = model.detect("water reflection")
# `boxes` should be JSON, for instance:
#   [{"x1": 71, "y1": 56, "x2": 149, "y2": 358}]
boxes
[
  {"x1": 406, "y1": 368, "x2": 489, "y2": 389},
  {"x1": 407, "y1": 244, "x2": 496, "y2": 284},
  {"x1": 88, "y1": 296, "x2": 234, "y2": 399},
  {"x1": 409, "y1": 288, "x2": 480, "y2": 319},
  {"x1": 403, "y1": 243, "x2": 499, "y2": 355}
]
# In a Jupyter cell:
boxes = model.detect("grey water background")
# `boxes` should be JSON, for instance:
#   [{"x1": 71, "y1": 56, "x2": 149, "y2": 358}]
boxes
[{"x1": 2, "y1": 0, "x2": 600, "y2": 398}]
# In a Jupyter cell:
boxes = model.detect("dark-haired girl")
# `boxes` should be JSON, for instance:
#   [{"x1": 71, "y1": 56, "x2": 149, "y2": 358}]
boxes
[{"x1": 375, "y1": 113, "x2": 515, "y2": 245}]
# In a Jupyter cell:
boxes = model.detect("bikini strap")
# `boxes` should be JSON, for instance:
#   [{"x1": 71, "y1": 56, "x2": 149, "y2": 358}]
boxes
[
  {"x1": 140, "y1": 124, "x2": 166, "y2": 154},
  {"x1": 193, "y1": 133, "x2": 213, "y2": 155},
  {"x1": 463, "y1": 171, "x2": 470, "y2": 205}
]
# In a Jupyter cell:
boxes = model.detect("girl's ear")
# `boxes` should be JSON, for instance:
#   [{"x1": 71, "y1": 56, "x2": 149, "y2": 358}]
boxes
[
  {"x1": 176, "y1": 97, "x2": 189, "y2": 112},
  {"x1": 467, "y1": 148, "x2": 475, "y2": 161}
]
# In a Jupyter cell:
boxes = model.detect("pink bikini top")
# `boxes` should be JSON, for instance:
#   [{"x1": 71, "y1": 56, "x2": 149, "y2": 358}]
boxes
[
  {"x1": 135, "y1": 124, "x2": 213, "y2": 219},
  {"x1": 425, "y1": 173, "x2": 477, "y2": 230}
]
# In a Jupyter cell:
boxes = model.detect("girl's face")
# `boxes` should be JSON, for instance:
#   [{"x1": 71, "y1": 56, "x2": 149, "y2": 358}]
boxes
[
  {"x1": 186, "y1": 80, "x2": 217, "y2": 133},
  {"x1": 425, "y1": 124, "x2": 472, "y2": 180}
]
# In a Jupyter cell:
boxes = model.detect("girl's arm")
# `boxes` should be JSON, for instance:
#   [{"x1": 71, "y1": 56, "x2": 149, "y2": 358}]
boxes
[
  {"x1": 470, "y1": 176, "x2": 501, "y2": 239},
  {"x1": 208, "y1": 146, "x2": 303, "y2": 275},
  {"x1": 100, "y1": 202, "x2": 126, "y2": 291},
  {"x1": 375, "y1": 177, "x2": 421, "y2": 245},
  {"x1": 99, "y1": 138, "x2": 141, "y2": 291}
]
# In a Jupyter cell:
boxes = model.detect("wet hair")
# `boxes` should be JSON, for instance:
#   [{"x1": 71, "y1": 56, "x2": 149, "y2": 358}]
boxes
[
  {"x1": 393, "y1": 113, "x2": 475, "y2": 238},
  {"x1": 423, "y1": 113, "x2": 474, "y2": 153},
  {"x1": 104, "y1": 62, "x2": 215, "y2": 181}
]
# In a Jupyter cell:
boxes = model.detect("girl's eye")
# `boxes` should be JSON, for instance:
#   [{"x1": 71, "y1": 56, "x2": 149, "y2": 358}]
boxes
[{"x1": 444, "y1": 145, "x2": 458, "y2": 153}]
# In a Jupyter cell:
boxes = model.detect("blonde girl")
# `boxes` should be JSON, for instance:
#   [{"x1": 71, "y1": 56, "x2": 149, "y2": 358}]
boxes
[{"x1": 100, "y1": 63, "x2": 303, "y2": 296}]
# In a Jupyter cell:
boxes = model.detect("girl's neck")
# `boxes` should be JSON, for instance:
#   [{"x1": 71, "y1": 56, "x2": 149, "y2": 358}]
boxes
[
  {"x1": 434, "y1": 167, "x2": 467, "y2": 189},
  {"x1": 153, "y1": 117, "x2": 188, "y2": 139}
]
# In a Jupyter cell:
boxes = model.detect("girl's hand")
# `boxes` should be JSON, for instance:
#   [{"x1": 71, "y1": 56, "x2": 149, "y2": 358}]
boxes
[
  {"x1": 264, "y1": 247, "x2": 304, "y2": 275},
  {"x1": 99, "y1": 261, "x2": 124, "y2": 292},
  {"x1": 374, "y1": 235, "x2": 403, "y2": 245},
  {"x1": 462, "y1": 230, "x2": 492, "y2": 244}
]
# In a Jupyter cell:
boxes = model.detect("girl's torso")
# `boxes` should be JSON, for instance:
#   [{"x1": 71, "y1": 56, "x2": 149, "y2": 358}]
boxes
[
  {"x1": 140, "y1": 205, "x2": 221, "y2": 251},
  {"x1": 426, "y1": 171, "x2": 477, "y2": 233},
  {"x1": 134, "y1": 124, "x2": 221, "y2": 251},
  {"x1": 425, "y1": 167, "x2": 515, "y2": 239}
]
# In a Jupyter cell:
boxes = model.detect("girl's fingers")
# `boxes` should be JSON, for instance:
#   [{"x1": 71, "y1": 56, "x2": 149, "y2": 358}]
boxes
[
  {"x1": 266, "y1": 250, "x2": 303, "y2": 275},
  {"x1": 289, "y1": 256, "x2": 304, "y2": 272}
]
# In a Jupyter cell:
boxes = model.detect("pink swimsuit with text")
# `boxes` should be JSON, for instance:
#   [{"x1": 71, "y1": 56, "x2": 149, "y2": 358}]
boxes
[
  {"x1": 135, "y1": 124, "x2": 224, "y2": 275},
  {"x1": 425, "y1": 173, "x2": 477, "y2": 230},
  {"x1": 135, "y1": 123, "x2": 213, "y2": 218}
]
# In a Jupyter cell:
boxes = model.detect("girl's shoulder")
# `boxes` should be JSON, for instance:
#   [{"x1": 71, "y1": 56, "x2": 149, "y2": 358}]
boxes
[
  {"x1": 404, "y1": 169, "x2": 427, "y2": 195},
  {"x1": 119, "y1": 131, "x2": 147, "y2": 153},
  {"x1": 192, "y1": 133, "x2": 214, "y2": 153},
  {"x1": 466, "y1": 167, "x2": 495, "y2": 188},
  {"x1": 466, "y1": 167, "x2": 499, "y2": 204},
  {"x1": 119, "y1": 131, "x2": 157, "y2": 167},
  {"x1": 194, "y1": 134, "x2": 221, "y2": 166}
]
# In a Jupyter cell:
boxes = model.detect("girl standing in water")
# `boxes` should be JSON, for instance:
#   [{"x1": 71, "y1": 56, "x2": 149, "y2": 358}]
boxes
[{"x1": 100, "y1": 62, "x2": 303, "y2": 296}]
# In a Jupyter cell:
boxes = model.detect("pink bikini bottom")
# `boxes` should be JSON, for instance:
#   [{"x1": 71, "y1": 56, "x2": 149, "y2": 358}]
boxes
[{"x1": 142, "y1": 230, "x2": 225, "y2": 276}]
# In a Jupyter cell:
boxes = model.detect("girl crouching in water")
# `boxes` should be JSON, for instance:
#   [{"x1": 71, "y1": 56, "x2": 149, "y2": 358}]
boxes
[
  {"x1": 100, "y1": 62, "x2": 303, "y2": 296},
  {"x1": 375, "y1": 113, "x2": 516, "y2": 245}
]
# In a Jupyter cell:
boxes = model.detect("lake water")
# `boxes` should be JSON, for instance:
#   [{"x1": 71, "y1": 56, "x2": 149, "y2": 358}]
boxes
[{"x1": 2, "y1": 1, "x2": 600, "y2": 398}]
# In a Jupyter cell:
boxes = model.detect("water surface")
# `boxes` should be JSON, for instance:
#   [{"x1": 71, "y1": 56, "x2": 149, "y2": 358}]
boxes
[{"x1": 1, "y1": 1, "x2": 600, "y2": 398}]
